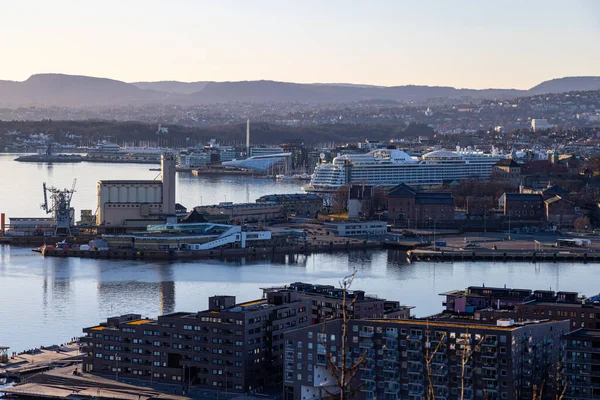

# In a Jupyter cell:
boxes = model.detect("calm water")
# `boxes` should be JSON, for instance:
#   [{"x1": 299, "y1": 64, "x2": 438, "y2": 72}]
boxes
[{"x1": 0, "y1": 154, "x2": 598, "y2": 352}]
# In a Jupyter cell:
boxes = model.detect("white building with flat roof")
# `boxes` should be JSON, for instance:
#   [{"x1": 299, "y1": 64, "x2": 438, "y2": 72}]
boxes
[
  {"x1": 324, "y1": 220, "x2": 387, "y2": 237},
  {"x1": 531, "y1": 118, "x2": 554, "y2": 132}
]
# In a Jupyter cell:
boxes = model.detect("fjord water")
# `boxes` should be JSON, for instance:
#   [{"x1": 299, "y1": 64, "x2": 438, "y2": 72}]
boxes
[{"x1": 0, "y1": 154, "x2": 598, "y2": 352}]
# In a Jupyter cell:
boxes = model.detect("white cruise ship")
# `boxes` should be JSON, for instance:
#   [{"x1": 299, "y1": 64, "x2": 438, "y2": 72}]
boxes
[{"x1": 305, "y1": 148, "x2": 504, "y2": 192}]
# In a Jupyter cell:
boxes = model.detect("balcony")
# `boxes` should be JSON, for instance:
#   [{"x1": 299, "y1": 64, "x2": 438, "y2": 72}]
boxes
[
  {"x1": 408, "y1": 384, "x2": 425, "y2": 396},
  {"x1": 384, "y1": 385, "x2": 400, "y2": 395},
  {"x1": 359, "y1": 362, "x2": 375, "y2": 371},
  {"x1": 483, "y1": 377, "x2": 499, "y2": 388},
  {"x1": 431, "y1": 366, "x2": 448, "y2": 377},
  {"x1": 384, "y1": 372, "x2": 399, "y2": 381},
  {"x1": 361, "y1": 371, "x2": 377, "y2": 380},
  {"x1": 361, "y1": 382, "x2": 376, "y2": 392},
  {"x1": 383, "y1": 351, "x2": 399, "y2": 362},
  {"x1": 384, "y1": 330, "x2": 399, "y2": 339},
  {"x1": 481, "y1": 352, "x2": 497, "y2": 359},
  {"x1": 359, "y1": 330, "x2": 375, "y2": 338},
  {"x1": 384, "y1": 340, "x2": 399, "y2": 350},
  {"x1": 407, "y1": 372, "x2": 424, "y2": 384},
  {"x1": 359, "y1": 340, "x2": 374, "y2": 349},
  {"x1": 482, "y1": 340, "x2": 498, "y2": 347},
  {"x1": 383, "y1": 362, "x2": 397, "y2": 372},
  {"x1": 407, "y1": 361, "x2": 424, "y2": 373}
]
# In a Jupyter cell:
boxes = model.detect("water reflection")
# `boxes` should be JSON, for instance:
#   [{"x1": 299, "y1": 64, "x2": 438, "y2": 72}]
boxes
[{"x1": 96, "y1": 263, "x2": 176, "y2": 315}]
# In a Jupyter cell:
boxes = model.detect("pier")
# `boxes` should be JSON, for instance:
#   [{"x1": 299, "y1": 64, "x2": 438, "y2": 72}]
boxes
[{"x1": 407, "y1": 249, "x2": 600, "y2": 263}]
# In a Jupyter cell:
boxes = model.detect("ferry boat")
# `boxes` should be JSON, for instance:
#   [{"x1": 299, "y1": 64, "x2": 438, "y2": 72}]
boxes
[{"x1": 305, "y1": 148, "x2": 504, "y2": 192}]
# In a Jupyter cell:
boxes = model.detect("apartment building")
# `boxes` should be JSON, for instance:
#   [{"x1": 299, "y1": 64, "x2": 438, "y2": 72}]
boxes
[
  {"x1": 262, "y1": 282, "x2": 412, "y2": 324},
  {"x1": 563, "y1": 329, "x2": 600, "y2": 399},
  {"x1": 283, "y1": 318, "x2": 569, "y2": 400},
  {"x1": 82, "y1": 291, "x2": 311, "y2": 394}
]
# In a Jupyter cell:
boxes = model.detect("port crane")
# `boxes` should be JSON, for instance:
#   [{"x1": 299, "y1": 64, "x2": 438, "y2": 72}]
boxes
[{"x1": 41, "y1": 178, "x2": 77, "y2": 236}]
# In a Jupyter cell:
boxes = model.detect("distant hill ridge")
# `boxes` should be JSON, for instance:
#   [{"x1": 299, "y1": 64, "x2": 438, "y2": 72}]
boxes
[{"x1": 0, "y1": 73, "x2": 598, "y2": 106}]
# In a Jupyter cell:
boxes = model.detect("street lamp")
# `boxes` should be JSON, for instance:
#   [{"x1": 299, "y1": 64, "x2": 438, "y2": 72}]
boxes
[
  {"x1": 430, "y1": 218, "x2": 437, "y2": 250},
  {"x1": 484, "y1": 205, "x2": 487, "y2": 235}
]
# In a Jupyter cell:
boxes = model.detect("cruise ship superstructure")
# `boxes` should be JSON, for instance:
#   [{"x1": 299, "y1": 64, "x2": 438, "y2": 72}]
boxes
[{"x1": 305, "y1": 148, "x2": 504, "y2": 192}]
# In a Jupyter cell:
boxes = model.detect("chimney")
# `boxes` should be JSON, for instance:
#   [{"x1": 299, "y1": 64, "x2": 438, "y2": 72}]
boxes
[
  {"x1": 161, "y1": 153, "x2": 176, "y2": 215},
  {"x1": 246, "y1": 119, "x2": 250, "y2": 157}
]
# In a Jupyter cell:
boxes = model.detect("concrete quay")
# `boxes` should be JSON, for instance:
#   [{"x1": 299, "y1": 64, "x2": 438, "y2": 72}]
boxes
[
  {"x1": 40, "y1": 240, "x2": 383, "y2": 261},
  {"x1": 1, "y1": 365, "x2": 188, "y2": 399},
  {"x1": 408, "y1": 248, "x2": 600, "y2": 263},
  {"x1": 0, "y1": 343, "x2": 81, "y2": 380}
]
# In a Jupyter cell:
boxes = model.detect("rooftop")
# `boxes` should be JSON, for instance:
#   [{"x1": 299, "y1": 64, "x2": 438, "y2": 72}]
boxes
[
  {"x1": 257, "y1": 193, "x2": 322, "y2": 202},
  {"x1": 125, "y1": 319, "x2": 153, "y2": 325},
  {"x1": 98, "y1": 180, "x2": 161, "y2": 185},
  {"x1": 564, "y1": 328, "x2": 600, "y2": 338},
  {"x1": 263, "y1": 282, "x2": 383, "y2": 302},
  {"x1": 504, "y1": 193, "x2": 543, "y2": 201},
  {"x1": 495, "y1": 158, "x2": 520, "y2": 168},
  {"x1": 364, "y1": 318, "x2": 559, "y2": 331}
]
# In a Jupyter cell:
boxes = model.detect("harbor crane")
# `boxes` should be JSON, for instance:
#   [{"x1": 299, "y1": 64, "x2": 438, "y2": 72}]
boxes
[{"x1": 40, "y1": 178, "x2": 77, "y2": 236}]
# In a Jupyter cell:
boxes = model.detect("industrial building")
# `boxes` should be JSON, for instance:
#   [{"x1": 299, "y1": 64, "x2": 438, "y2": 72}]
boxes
[
  {"x1": 96, "y1": 153, "x2": 177, "y2": 229},
  {"x1": 193, "y1": 202, "x2": 284, "y2": 224},
  {"x1": 283, "y1": 318, "x2": 569, "y2": 400},
  {"x1": 256, "y1": 194, "x2": 322, "y2": 218}
]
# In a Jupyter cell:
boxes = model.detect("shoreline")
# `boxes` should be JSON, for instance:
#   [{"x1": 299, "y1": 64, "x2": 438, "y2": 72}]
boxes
[{"x1": 39, "y1": 241, "x2": 384, "y2": 261}]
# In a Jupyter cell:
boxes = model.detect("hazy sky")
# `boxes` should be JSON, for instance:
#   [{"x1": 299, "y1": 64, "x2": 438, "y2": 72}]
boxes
[{"x1": 1, "y1": 0, "x2": 599, "y2": 89}]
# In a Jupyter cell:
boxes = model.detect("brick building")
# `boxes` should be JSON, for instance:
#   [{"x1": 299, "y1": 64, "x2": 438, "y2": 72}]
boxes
[
  {"x1": 82, "y1": 292, "x2": 312, "y2": 394},
  {"x1": 387, "y1": 183, "x2": 455, "y2": 228},
  {"x1": 492, "y1": 158, "x2": 521, "y2": 186},
  {"x1": 499, "y1": 193, "x2": 544, "y2": 220},
  {"x1": 283, "y1": 318, "x2": 568, "y2": 400},
  {"x1": 545, "y1": 195, "x2": 578, "y2": 228}
]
